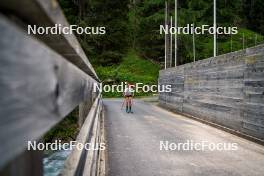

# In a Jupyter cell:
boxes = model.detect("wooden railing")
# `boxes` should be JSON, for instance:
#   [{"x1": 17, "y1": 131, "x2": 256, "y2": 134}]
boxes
[
  {"x1": 62, "y1": 95, "x2": 104, "y2": 176},
  {"x1": 0, "y1": 0, "x2": 104, "y2": 175}
]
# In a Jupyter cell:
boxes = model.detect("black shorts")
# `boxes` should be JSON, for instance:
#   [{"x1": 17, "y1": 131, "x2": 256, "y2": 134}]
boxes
[{"x1": 125, "y1": 95, "x2": 132, "y2": 98}]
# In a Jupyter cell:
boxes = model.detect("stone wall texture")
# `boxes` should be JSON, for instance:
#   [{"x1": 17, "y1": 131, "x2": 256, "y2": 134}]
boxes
[{"x1": 159, "y1": 44, "x2": 264, "y2": 140}]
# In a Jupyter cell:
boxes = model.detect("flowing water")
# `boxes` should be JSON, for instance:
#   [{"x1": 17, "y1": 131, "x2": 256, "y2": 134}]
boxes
[{"x1": 43, "y1": 148, "x2": 72, "y2": 176}]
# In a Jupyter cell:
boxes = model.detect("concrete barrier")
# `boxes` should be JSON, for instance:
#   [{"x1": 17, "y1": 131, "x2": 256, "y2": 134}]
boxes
[{"x1": 159, "y1": 44, "x2": 264, "y2": 140}]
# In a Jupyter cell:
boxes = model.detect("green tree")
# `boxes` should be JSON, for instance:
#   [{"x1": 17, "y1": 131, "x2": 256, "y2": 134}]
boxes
[
  {"x1": 60, "y1": 0, "x2": 130, "y2": 66},
  {"x1": 243, "y1": 0, "x2": 264, "y2": 35}
]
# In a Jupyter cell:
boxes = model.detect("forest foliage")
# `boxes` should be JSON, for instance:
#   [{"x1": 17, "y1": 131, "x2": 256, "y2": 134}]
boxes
[{"x1": 59, "y1": 0, "x2": 264, "y2": 67}]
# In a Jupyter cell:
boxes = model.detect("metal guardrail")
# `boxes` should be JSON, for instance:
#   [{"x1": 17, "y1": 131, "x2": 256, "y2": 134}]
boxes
[{"x1": 0, "y1": 0, "x2": 103, "y2": 175}]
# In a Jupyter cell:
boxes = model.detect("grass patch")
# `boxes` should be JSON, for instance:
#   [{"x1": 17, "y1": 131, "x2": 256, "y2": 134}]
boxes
[{"x1": 95, "y1": 51, "x2": 161, "y2": 97}]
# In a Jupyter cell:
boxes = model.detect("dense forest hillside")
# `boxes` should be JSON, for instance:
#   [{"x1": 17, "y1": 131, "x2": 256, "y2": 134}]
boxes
[
  {"x1": 134, "y1": 0, "x2": 264, "y2": 64},
  {"x1": 59, "y1": 0, "x2": 264, "y2": 78}
]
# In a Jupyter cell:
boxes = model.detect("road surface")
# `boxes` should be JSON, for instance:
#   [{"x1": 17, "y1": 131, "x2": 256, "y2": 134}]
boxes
[{"x1": 104, "y1": 99, "x2": 264, "y2": 176}]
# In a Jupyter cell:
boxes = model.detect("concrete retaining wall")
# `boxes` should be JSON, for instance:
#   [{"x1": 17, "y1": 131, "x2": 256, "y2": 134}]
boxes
[{"x1": 159, "y1": 44, "x2": 264, "y2": 140}]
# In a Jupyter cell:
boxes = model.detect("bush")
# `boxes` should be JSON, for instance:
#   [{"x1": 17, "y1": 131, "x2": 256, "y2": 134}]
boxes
[{"x1": 98, "y1": 51, "x2": 123, "y2": 66}]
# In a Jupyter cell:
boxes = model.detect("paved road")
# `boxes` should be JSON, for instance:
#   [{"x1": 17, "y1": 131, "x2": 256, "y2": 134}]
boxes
[{"x1": 104, "y1": 99, "x2": 264, "y2": 176}]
